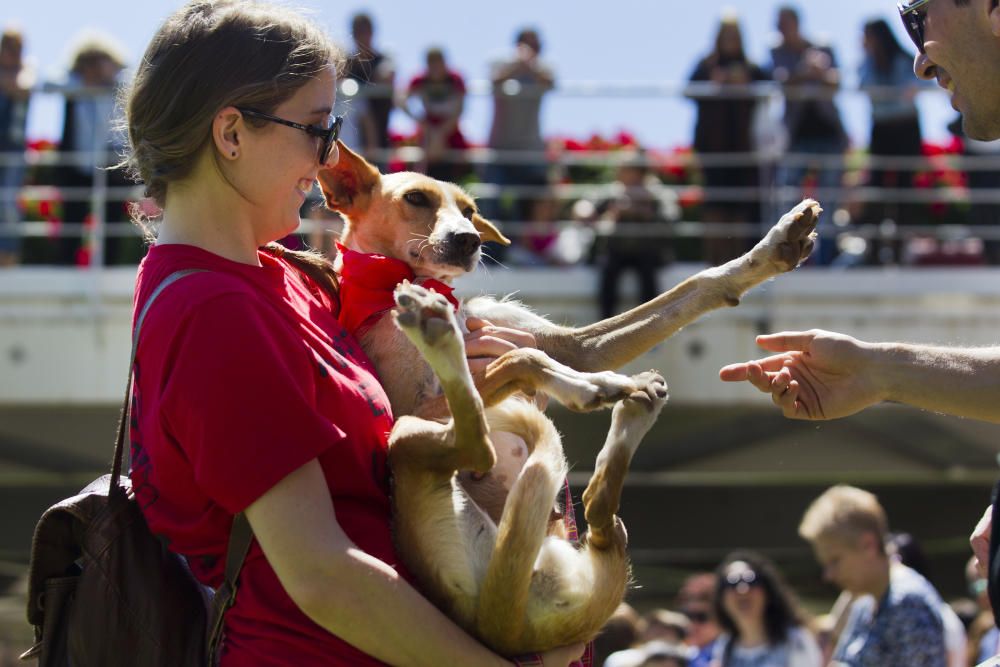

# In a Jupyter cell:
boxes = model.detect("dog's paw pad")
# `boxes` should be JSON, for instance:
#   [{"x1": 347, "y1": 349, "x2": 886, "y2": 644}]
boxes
[
  {"x1": 753, "y1": 198, "x2": 821, "y2": 271},
  {"x1": 393, "y1": 281, "x2": 460, "y2": 352}
]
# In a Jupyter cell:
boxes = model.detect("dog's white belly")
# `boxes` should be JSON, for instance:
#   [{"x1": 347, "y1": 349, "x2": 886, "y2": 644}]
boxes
[{"x1": 398, "y1": 477, "x2": 498, "y2": 626}]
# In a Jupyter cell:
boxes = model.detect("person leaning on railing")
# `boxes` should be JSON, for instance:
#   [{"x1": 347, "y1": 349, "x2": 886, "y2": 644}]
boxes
[{"x1": 0, "y1": 27, "x2": 30, "y2": 267}]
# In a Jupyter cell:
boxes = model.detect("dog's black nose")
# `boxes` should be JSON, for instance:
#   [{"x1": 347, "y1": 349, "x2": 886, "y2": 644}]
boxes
[{"x1": 449, "y1": 231, "x2": 481, "y2": 256}]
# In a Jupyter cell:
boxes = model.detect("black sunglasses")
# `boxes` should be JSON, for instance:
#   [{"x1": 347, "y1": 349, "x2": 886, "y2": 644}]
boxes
[
  {"x1": 235, "y1": 107, "x2": 343, "y2": 164},
  {"x1": 681, "y1": 609, "x2": 711, "y2": 624},
  {"x1": 897, "y1": 0, "x2": 934, "y2": 54}
]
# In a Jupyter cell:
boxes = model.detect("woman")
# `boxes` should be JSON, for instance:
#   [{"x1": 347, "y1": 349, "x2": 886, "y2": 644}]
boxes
[
  {"x1": 123, "y1": 2, "x2": 581, "y2": 665},
  {"x1": 859, "y1": 18, "x2": 926, "y2": 263},
  {"x1": 688, "y1": 13, "x2": 769, "y2": 265},
  {"x1": 710, "y1": 552, "x2": 820, "y2": 667},
  {"x1": 400, "y1": 46, "x2": 469, "y2": 182}
]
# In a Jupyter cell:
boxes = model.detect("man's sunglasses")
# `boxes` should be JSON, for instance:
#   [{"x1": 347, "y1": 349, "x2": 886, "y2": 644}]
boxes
[
  {"x1": 898, "y1": 0, "x2": 935, "y2": 54},
  {"x1": 235, "y1": 107, "x2": 344, "y2": 164}
]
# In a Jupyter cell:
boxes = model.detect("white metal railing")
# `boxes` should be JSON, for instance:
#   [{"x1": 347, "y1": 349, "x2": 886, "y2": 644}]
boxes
[{"x1": 2, "y1": 80, "x2": 1000, "y2": 271}]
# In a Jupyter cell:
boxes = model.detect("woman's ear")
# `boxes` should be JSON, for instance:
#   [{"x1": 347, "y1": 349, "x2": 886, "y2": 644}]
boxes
[
  {"x1": 212, "y1": 107, "x2": 244, "y2": 160},
  {"x1": 991, "y1": 0, "x2": 1000, "y2": 38}
]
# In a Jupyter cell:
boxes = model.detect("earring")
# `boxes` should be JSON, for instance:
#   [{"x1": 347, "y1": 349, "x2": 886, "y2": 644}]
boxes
[{"x1": 231, "y1": 151, "x2": 237, "y2": 157}]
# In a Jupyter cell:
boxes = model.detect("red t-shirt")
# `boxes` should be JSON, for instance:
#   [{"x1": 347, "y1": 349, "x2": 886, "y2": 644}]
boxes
[{"x1": 129, "y1": 244, "x2": 399, "y2": 666}]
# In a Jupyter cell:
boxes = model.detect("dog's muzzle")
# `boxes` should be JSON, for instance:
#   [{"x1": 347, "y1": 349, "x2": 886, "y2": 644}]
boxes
[{"x1": 438, "y1": 231, "x2": 482, "y2": 269}]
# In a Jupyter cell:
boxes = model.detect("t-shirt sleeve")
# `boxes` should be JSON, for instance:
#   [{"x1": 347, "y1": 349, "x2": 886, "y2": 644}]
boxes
[{"x1": 160, "y1": 293, "x2": 345, "y2": 514}]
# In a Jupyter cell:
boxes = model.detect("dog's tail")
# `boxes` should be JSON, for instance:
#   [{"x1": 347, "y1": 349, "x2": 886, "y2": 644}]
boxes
[{"x1": 475, "y1": 400, "x2": 566, "y2": 652}]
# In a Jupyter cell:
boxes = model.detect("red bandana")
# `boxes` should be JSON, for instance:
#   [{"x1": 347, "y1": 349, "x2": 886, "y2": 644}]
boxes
[{"x1": 336, "y1": 243, "x2": 459, "y2": 336}]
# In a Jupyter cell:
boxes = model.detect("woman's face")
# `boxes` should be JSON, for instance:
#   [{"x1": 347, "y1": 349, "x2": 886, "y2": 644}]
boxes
[
  {"x1": 235, "y1": 65, "x2": 340, "y2": 245},
  {"x1": 718, "y1": 25, "x2": 742, "y2": 57},
  {"x1": 721, "y1": 561, "x2": 767, "y2": 625}
]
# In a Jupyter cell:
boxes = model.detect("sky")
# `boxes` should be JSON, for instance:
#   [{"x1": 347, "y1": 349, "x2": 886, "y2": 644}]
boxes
[{"x1": 7, "y1": 0, "x2": 958, "y2": 151}]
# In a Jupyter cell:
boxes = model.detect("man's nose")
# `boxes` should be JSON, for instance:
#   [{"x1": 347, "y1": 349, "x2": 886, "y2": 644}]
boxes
[{"x1": 914, "y1": 51, "x2": 936, "y2": 80}]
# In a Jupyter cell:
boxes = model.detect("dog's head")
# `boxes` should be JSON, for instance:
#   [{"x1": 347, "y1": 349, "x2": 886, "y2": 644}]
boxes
[{"x1": 317, "y1": 141, "x2": 510, "y2": 282}]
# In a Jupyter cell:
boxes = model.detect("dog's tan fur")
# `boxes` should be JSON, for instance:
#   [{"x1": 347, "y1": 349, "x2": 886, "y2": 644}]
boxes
[{"x1": 317, "y1": 142, "x2": 818, "y2": 655}]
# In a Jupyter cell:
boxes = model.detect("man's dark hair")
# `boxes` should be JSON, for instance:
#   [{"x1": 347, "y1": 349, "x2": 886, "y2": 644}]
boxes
[
  {"x1": 777, "y1": 5, "x2": 800, "y2": 22},
  {"x1": 515, "y1": 28, "x2": 540, "y2": 46},
  {"x1": 351, "y1": 12, "x2": 373, "y2": 33}
]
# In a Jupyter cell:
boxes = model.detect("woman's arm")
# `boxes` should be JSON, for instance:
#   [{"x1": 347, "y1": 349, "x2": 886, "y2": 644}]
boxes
[{"x1": 246, "y1": 459, "x2": 512, "y2": 667}]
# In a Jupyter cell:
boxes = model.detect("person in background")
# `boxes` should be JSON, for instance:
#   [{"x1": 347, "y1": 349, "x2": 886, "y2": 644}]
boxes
[
  {"x1": 677, "y1": 573, "x2": 723, "y2": 667},
  {"x1": 858, "y1": 18, "x2": 926, "y2": 264},
  {"x1": 593, "y1": 602, "x2": 643, "y2": 667},
  {"x1": 709, "y1": 551, "x2": 820, "y2": 667},
  {"x1": 887, "y1": 532, "x2": 967, "y2": 667},
  {"x1": 400, "y1": 46, "x2": 469, "y2": 182},
  {"x1": 965, "y1": 555, "x2": 999, "y2": 665},
  {"x1": 53, "y1": 34, "x2": 134, "y2": 266},
  {"x1": 798, "y1": 485, "x2": 946, "y2": 666},
  {"x1": 0, "y1": 27, "x2": 30, "y2": 266},
  {"x1": 688, "y1": 11, "x2": 770, "y2": 265},
  {"x1": 770, "y1": 5, "x2": 848, "y2": 265},
  {"x1": 483, "y1": 27, "x2": 555, "y2": 251},
  {"x1": 588, "y1": 154, "x2": 671, "y2": 318},
  {"x1": 339, "y1": 12, "x2": 394, "y2": 162}
]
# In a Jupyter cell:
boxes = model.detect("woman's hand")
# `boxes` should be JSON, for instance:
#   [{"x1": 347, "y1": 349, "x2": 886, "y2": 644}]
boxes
[{"x1": 464, "y1": 317, "x2": 537, "y2": 375}]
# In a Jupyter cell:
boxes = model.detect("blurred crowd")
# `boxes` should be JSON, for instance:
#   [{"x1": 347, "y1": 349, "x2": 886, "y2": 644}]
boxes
[
  {"x1": 589, "y1": 485, "x2": 997, "y2": 667},
  {"x1": 2, "y1": 4, "x2": 1000, "y2": 289}
]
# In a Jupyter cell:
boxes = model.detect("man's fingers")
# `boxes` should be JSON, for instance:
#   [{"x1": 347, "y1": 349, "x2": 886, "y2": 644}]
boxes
[
  {"x1": 756, "y1": 331, "x2": 817, "y2": 354},
  {"x1": 720, "y1": 354, "x2": 797, "y2": 382}
]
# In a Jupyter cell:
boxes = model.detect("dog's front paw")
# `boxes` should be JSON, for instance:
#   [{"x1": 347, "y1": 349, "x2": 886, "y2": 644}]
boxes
[
  {"x1": 609, "y1": 370, "x2": 668, "y2": 453},
  {"x1": 749, "y1": 198, "x2": 820, "y2": 273},
  {"x1": 393, "y1": 281, "x2": 460, "y2": 351}
]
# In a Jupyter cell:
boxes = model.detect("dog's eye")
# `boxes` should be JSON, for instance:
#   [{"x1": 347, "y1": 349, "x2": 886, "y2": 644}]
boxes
[
  {"x1": 461, "y1": 206, "x2": 476, "y2": 220},
  {"x1": 403, "y1": 191, "x2": 431, "y2": 207}
]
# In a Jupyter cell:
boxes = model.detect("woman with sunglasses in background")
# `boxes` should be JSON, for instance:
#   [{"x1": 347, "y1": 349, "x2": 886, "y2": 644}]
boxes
[
  {"x1": 122, "y1": 2, "x2": 579, "y2": 665},
  {"x1": 709, "y1": 552, "x2": 821, "y2": 667}
]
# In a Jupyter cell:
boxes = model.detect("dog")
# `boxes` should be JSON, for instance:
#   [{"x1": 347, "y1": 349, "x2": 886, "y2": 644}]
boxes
[{"x1": 316, "y1": 142, "x2": 818, "y2": 656}]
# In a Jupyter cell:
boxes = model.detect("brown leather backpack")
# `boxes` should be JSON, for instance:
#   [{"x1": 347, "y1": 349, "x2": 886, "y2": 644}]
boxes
[{"x1": 20, "y1": 270, "x2": 253, "y2": 666}]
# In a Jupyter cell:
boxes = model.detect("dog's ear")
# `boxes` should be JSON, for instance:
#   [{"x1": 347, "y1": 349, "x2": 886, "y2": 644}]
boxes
[
  {"x1": 472, "y1": 213, "x2": 510, "y2": 246},
  {"x1": 317, "y1": 140, "x2": 381, "y2": 213}
]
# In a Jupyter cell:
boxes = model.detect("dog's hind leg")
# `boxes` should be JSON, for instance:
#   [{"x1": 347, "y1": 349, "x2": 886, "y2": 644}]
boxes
[
  {"x1": 474, "y1": 405, "x2": 567, "y2": 653},
  {"x1": 390, "y1": 281, "x2": 495, "y2": 474},
  {"x1": 581, "y1": 371, "x2": 668, "y2": 549}
]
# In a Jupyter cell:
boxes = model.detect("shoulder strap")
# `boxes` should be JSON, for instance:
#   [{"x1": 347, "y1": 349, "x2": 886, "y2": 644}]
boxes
[
  {"x1": 111, "y1": 268, "x2": 206, "y2": 488},
  {"x1": 111, "y1": 268, "x2": 254, "y2": 666}
]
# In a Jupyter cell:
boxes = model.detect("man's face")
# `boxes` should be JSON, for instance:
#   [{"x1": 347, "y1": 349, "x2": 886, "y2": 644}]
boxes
[
  {"x1": 778, "y1": 11, "x2": 799, "y2": 40},
  {"x1": 679, "y1": 603, "x2": 720, "y2": 648},
  {"x1": 915, "y1": 0, "x2": 1000, "y2": 140},
  {"x1": 812, "y1": 534, "x2": 875, "y2": 595}
]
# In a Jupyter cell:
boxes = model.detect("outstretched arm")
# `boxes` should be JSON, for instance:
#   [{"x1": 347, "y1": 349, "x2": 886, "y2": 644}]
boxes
[{"x1": 719, "y1": 329, "x2": 1000, "y2": 423}]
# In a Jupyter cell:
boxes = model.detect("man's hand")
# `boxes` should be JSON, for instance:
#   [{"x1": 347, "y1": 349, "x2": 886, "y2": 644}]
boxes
[
  {"x1": 972, "y1": 505, "x2": 992, "y2": 580},
  {"x1": 718, "y1": 329, "x2": 884, "y2": 420}
]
